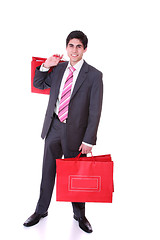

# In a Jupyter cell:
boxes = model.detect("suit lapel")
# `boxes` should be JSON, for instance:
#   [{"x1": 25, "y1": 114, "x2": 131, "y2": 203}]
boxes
[{"x1": 70, "y1": 61, "x2": 89, "y2": 100}]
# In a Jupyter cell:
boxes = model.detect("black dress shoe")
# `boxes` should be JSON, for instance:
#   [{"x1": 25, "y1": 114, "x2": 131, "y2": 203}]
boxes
[
  {"x1": 74, "y1": 215, "x2": 93, "y2": 233},
  {"x1": 23, "y1": 212, "x2": 48, "y2": 227}
]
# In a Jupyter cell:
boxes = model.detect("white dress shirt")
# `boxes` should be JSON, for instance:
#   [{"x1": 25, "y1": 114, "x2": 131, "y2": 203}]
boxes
[{"x1": 40, "y1": 59, "x2": 93, "y2": 148}]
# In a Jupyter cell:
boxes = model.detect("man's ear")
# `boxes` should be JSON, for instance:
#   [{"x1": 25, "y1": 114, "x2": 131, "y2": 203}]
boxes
[{"x1": 84, "y1": 48, "x2": 87, "y2": 53}]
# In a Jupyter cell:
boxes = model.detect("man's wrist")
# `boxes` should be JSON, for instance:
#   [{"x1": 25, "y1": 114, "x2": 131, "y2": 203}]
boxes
[
  {"x1": 40, "y1": 63, "x2": 50, "y2": 72},
  {"x1": 43, "y1": 63, "x2": 50, "y2": 69},
  {"x1": 82, "y1": 142, "x2": 93, "y2": 148}
]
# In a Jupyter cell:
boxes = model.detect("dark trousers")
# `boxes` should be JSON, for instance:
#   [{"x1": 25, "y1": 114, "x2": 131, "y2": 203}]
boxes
[{"x1": 35, "y1": 115, "x2": 85, "y2": 218}]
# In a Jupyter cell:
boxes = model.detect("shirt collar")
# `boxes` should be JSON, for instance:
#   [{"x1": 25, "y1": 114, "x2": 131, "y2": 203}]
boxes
[{"x1": 67, "y1": 59, "x2": 84, "y2": 71}]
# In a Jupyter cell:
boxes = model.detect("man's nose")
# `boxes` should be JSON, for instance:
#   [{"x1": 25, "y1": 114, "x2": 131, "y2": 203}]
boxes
[{"x1": 73, "y1": 46, "x2": 77, "y2": 52}]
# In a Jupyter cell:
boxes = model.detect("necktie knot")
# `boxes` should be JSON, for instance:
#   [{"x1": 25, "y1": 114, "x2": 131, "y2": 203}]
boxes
[{"x1": 69, "y1": 66, "x2": 76, "y2": 73}]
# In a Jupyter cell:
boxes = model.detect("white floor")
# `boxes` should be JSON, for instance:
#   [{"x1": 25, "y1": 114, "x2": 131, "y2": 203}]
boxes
[{"x1": 1, "y1": 156, "x2": 160, "y2": 240}]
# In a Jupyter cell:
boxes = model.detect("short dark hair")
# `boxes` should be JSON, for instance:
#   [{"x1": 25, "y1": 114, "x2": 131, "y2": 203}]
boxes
[{"x1": 66, "y1": 30, "x2": 88, "y2": 49}]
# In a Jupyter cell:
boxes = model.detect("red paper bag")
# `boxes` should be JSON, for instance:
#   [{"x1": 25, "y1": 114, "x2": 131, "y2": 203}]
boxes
[
  {"x1": 31, "y1": 57, "x2": 50, "y2": 94},
  {"x1": 56, "y1": 153, "x2": 114, "y2": 203}
]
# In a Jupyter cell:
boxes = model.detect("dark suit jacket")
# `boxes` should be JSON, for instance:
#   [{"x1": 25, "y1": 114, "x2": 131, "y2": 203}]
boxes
[{"x1": 33, "y1": 61, "x2": 103, "y2": 151}]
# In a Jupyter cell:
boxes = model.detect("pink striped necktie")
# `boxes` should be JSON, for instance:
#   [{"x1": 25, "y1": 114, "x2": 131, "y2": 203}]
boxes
[{"x1": 58, "y1": 66, "x2": 75, "y2": 122}]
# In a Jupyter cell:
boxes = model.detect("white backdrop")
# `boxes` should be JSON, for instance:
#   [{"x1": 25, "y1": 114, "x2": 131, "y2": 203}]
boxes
[{"x1": 0, "y1": 0, "x2": 160, "y2": 239}]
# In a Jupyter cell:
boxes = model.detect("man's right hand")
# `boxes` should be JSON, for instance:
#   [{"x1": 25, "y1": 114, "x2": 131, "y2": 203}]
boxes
[{"x1": 44, "y1": 54, "x2": 63, "y2": 68}]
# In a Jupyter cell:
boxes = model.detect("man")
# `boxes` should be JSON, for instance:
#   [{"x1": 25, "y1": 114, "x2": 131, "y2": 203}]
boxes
[{"x1": 24, "y1": 31, "x2": 103, "y2": 233}]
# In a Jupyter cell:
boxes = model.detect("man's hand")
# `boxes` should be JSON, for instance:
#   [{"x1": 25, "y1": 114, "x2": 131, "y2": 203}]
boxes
[
  {"x1": 79, "y1": 143, "x2": 92, "y2": 154},
  {"x1": 44, "y1": 54, "x2": 63, "y2": 68}
]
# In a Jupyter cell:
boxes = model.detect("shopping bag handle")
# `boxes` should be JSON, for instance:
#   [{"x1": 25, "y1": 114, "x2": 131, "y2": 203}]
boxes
[
  {"x1": 32, "y1": 56, "x2": 47, "y2": 61},
  {"x1": 77, "y1": 151, "x2": 93, "y2": 158}
]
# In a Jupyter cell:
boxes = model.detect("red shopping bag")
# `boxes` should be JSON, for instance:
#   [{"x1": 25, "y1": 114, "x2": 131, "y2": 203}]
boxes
[
  {"x1": 56, "y1": 153, "x2": 114, "y2": 203},
  {"x1": 31, "y1": 57, "x2": 50, "y2": 94},
  {"x1": 31, "y1": 56, "x2": 64, "y2": 94}
]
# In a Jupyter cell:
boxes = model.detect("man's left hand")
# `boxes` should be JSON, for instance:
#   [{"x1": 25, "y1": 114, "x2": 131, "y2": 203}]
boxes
[{"x1": 79, "y1": 143, "x2": 92, "y2": 154}]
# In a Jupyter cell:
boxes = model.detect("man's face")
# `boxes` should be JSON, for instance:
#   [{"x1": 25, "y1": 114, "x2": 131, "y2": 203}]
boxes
[{"x1": 66, "y1": 38, "x2": 87, "y2": 65}]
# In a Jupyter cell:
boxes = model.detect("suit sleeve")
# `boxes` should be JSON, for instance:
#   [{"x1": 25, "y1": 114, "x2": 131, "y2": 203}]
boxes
[
  {"x1": 33, "y1": 66, "x2": 56, "y2": 89},
  {"x1": 83, "y1": 71, "x2": 103, "y2": 145}
]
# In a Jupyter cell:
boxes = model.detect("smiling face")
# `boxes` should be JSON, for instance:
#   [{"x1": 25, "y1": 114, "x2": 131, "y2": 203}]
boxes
[{"x1": 66, "y1": 38, "x2": 87, "y2": 66}]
